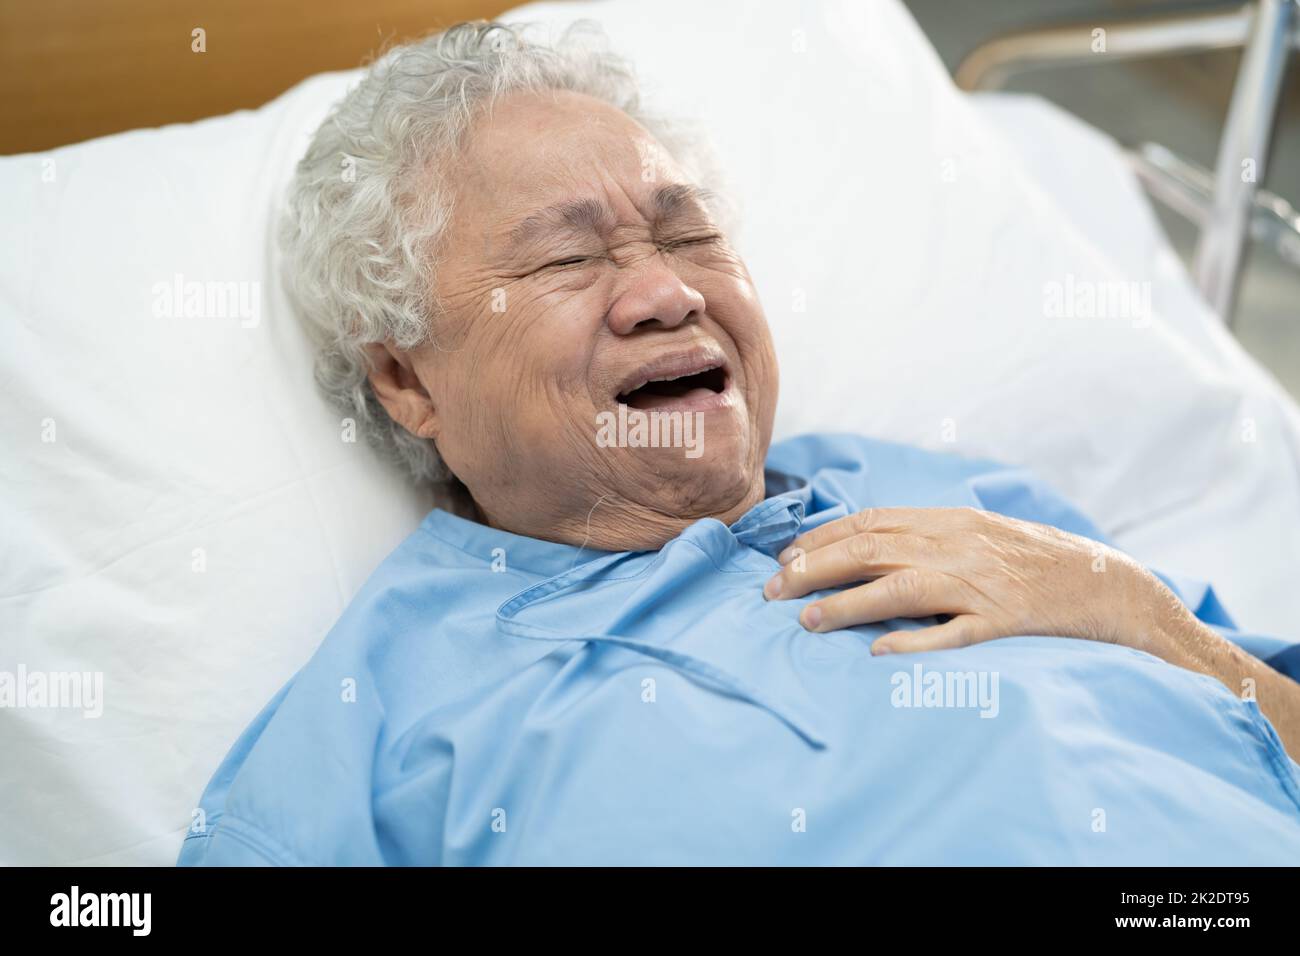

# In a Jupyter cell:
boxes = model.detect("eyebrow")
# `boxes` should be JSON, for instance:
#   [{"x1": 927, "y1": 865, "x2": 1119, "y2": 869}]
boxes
[{"x1": 505, "y1": 183, "x2": 716, "y2": 250}]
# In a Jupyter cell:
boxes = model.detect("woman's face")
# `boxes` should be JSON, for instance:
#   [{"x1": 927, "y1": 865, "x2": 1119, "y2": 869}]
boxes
[{"x1": 368, "y1": 89, "x2": 779, "y2": 551}]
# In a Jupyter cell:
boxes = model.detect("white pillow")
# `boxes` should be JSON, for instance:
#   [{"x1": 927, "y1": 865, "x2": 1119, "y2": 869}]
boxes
[
  {"x1": 0, "y1": 71, "x2": 430, "y2": 865},
  {"x1": 2, "y1": 0, "x2": 1297, "y2": 866}
]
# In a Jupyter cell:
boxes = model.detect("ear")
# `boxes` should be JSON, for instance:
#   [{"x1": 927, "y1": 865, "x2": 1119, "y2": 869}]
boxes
[{"x1": 363, "y1": 342, "x2": 439, "y2": 440}]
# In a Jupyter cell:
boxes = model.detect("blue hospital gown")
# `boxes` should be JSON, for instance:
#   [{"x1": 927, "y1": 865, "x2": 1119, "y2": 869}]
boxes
[{"x1": 179, "y1": 433, "x2": 1300, "y2": 865}]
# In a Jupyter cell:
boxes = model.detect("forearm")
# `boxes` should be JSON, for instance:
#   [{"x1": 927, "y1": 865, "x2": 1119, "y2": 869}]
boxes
[{"x1": 1133, "y1": 577, "x2": 1300, "y2": 763}]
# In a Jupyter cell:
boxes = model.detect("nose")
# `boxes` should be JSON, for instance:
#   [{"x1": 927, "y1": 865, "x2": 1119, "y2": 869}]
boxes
[{"x1": 606, "y1": 257, "x2": 706, "y2": 335}]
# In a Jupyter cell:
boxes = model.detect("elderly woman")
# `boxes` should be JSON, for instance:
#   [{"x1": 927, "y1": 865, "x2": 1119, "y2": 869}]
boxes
[{"x1": 181, "y1": 21, "x2": 1300, "y2": 865}]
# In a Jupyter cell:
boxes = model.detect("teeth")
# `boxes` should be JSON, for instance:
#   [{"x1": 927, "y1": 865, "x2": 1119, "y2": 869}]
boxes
[{"x1": 623, "y1": 364, "x2": 717, "y2": 394}]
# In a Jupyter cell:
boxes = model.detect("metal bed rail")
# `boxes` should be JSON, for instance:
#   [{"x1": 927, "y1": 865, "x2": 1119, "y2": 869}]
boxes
[{"x1": 955, "y1": 0, "x2": 1300, "y2": 327}]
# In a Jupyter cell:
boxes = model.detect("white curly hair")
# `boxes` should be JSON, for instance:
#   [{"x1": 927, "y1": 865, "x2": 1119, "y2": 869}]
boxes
[{"x1": 281, "y1": 19, "x2": 731, "y2": 487}]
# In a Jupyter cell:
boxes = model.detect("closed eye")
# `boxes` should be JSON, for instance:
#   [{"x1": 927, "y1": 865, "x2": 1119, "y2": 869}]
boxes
[
  {"x1": 533, "y1": 236, "x2": 720, "y2": 273},
  {"x1": 663, "y1": 234, "x2": 723, "y2": 250},
  {"x1": 540, "y1": 256, "x2": 592, "y2": 270}
]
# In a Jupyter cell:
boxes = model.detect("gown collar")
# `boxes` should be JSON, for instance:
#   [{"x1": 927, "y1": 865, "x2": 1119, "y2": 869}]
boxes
[{"x1": 420, "y1": 465, "x2": 814, "y2": 576}]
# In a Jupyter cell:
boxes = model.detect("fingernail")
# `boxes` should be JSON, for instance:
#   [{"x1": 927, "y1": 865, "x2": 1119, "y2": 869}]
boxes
[
  {"x1": 777, "y1": 547, "x2": 794, "y2": 565},
  {"x1": 764, "y1": 575, "x2": 782, "y2": 600},
  {"x1": 802, "y1": 605, "x2": 821, "y2": 630},
  {"x1": 872, "y1": 642, "x2": 892, "y2": 656}
]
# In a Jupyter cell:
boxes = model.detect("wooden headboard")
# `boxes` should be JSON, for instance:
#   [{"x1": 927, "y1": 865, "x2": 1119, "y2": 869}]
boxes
[{"x1": 0, "y1": 0, "x2": 521, "y2": 155}]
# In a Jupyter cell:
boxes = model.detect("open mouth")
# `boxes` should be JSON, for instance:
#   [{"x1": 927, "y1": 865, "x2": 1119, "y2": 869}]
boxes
[{"x1": 616, "y1": 362, "x2": 729, "y2": 411}]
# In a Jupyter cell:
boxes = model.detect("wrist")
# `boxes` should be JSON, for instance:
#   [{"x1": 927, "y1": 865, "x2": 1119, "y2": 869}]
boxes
[{"x1": 1119, "y1": 563, "x2": 1202, "y2": 667}]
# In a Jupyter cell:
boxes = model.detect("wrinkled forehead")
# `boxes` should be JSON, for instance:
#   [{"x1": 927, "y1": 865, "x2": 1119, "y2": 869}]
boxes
[{"x1": 450, "y1": 89, "x2": 699, "y2": 243}]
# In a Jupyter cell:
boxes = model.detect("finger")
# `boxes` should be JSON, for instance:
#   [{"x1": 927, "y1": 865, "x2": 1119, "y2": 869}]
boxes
[
  {"x1": 766, "y1": 531, "x2": 924, "y2": 600},
  {"x1": 870, "y1": 615, "x2": 990, "y2": 655},
  {"x1": 778, "y1": 506, "x2": 982, "y2": 566},
  {"x1": 777, "y1": 507, "x2": 930, "y2": 565},
  {"x1": 799, "y1": 569, "x2": 962, "y2": 631}
]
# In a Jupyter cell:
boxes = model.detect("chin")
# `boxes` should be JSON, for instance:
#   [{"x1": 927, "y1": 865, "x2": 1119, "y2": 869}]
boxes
[{"x1": 638, "y1": 434, "x2": 763, "y2": 521}]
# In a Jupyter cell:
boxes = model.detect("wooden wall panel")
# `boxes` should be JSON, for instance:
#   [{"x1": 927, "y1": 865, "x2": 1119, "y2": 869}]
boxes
[{"x1": 0, "y1": 0, "x2": 519, "y2": 154}]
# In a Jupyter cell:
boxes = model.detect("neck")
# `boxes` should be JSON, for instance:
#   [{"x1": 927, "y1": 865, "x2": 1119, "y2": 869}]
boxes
[{"x1": 475, "y1": 478, "x2": 768, "y2": 553}]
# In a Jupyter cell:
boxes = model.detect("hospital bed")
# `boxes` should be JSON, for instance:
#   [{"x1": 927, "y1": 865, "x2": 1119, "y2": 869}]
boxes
[{"x1": 2, "y1": 0, "x2": 1300, "y2": 865}]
